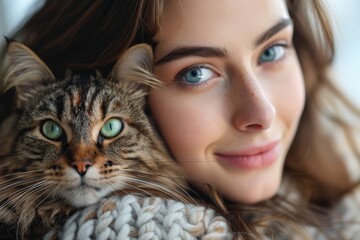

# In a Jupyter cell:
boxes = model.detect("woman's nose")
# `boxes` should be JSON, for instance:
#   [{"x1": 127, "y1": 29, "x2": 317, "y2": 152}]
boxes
[{"x1": 232, "y1": 75, "x2": 276, "y2": 132}]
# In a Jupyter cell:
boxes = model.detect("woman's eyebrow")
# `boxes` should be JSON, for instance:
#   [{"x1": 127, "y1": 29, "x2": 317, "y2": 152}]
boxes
[
  {"x1": 155, "y1": 46, "x2": 227, "y2": 65},
  {"x1": 155, "y1": 19, "x2": 292, "y2": 66},
  {"x1": 254, "y1": 18, "x2": 293, "y2": 48}
]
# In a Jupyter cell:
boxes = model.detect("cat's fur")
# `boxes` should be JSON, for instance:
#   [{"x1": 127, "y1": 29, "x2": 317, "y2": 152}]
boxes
[{"x1": 0, "y1": 42, "x2": 187, "y2": 238}]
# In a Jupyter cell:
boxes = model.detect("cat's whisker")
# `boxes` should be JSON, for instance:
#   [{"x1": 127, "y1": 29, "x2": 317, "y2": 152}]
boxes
[
  {"x1": 0, "y1": 174, "x2": 42, "y2": 187},
  {"x1": 26, "y1": 186, "x2": 58, "y2": 216},
  {"x1": 105, "y1": 176, "x2": 163, "y2": 199},
  {"x1": 123, "y1": 176, "x2": 191, "y2": 204},
  {"x1": 0, "y1": 181, "x2": 49, "y2": 224},
  {"x1": 102, "y1": 175, "x2": 146, "y2": 194},
  {"x1": 4, "y1": 181, "x2": 49, "y2": 210},
  {"x1": 139, "y1": 157, "x2": 217, "y2": 163},
  {"x1": 0, "y1": 182, "x2": 45, "y2": 206},
  {"x1": 155, "y1": 175, "x2": 195, "y2": 200},
  {"x1": 126, "y1": 168, "x2": 185, "y2": 182},
  {"x1": 16, "y1": 183, "x2": 54, "y2": 216},
  {"x1": 121, "y1": 182, "x2": 160, "y2": 198},
  {"x1": 124, "y1": 169, "x2": 193, "y2": 198},
  {"x1": 17, "y1": 188, "x2": 52, "y2": 235},
  {"x1": 0, "y1": 175, "x2": 39, "y2": 190},
  {"x1": 108, "y1": 171, "x2": 191, "y2": 202},
  {"x1": 0, "y1": 173, "x2": 44, "y2": 190},
  {"x1": 127, "y1": 168, "x2": 186, "y2": 180},
  {"x1": 100, "y1": 179, "x2": 121, "y2": 194},
  {"x1": 111, "y1": 176, "x2": 189, "y2": 203}
]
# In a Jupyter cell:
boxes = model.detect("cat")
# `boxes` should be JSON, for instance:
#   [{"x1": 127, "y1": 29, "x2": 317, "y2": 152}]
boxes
[{"x1": 0, "y1": 42, "x2": 188, "y2": 238}]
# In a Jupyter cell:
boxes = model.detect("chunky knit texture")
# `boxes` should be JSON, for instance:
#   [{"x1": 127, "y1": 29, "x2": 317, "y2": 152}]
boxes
[
  {"x1": 43, "y1": 186, "x2": 360, "y2": 239},
  {"x1": 332, "y1": 186, "x2": 360, "y2": 239},
  {"x1": 44, "y1": 195, "x2": 232, "y2": 240}
]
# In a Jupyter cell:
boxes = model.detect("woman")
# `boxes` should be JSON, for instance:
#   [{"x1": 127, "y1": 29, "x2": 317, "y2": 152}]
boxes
[{"x1": 1, "y1": 0, "x2": 360, "y2": 239}]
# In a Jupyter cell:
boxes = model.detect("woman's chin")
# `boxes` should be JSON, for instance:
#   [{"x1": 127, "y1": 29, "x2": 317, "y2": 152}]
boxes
[{"x1": 224, "y1": 182, "x2": 280, "y2": 205}]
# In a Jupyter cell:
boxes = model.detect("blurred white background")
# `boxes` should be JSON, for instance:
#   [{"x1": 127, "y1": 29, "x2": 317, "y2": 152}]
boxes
[
  {"x1": 0, "y1": 0, "x2": 359, "y2": 105},
  {"x1": 328, "y1": 0, "x2": 360, "y2": 106},
  {"x1": 0, "y1": 0, "x2": 43, "y2": 38}
]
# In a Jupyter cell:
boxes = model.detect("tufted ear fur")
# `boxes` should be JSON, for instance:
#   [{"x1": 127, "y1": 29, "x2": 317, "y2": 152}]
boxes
[
  {"x1": 4, "y1": 42, "x2": 55, "y2": 107},
  {"x1": 110, "y1": 44, "x2": 162, "y2": 103}
]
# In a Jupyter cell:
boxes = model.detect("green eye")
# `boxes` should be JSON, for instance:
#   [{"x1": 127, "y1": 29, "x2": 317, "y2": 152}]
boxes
[
  {"x1": 100, "y1": 118, "x2": 123, "y2": 138},
  {"x1": 41, "y1": 120, "x2": 64, "y2": 141}
]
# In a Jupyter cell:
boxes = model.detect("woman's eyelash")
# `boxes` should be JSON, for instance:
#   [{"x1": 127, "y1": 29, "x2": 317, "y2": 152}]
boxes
[
  {"x1": 174, "y1": 64, "x2": 218, "y2": 88},
  {"x1": 258, "y1": 42, "x2": 290, "y2": 65}
]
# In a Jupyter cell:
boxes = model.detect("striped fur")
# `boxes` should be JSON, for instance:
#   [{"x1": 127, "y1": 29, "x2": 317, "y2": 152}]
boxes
[{"x1": 0, "y1": 43, "x2": 187, "y2": 238}]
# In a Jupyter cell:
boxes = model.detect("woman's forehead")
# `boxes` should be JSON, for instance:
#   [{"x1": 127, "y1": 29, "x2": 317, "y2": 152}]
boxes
[{"x1": 155, "y1": 0, "x2": 290, "y2": 59}]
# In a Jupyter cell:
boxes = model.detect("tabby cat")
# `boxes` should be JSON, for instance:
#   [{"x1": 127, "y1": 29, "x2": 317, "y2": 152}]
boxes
[{"x1": 0, "y1": 42, "x2": 187, "y2": 238}]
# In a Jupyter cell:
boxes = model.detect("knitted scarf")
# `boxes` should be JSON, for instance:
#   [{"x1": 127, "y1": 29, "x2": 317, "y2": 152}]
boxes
[
  {"x1": 44, "y1": 186, "x2": 360, "y2": 239},
  {"x1": 44, "y1": 195, "x2": 233, "y2": 240}
]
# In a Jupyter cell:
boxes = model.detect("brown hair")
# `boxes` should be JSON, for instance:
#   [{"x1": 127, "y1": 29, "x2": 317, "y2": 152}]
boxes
[
  {"x1": 2, "y1": 0, "x2": 360, "y2": 239},
  {"x1": 286, "y1": 0, "x2": 360, "y2": 200},
  {"x1": 9, "y1": 0, "x2": 161, "y2": 75}
]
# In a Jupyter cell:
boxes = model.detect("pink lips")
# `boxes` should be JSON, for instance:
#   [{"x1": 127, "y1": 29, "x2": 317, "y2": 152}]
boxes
[{"x1": 215, "y1": 141, "x2": 280, "y2": 169}]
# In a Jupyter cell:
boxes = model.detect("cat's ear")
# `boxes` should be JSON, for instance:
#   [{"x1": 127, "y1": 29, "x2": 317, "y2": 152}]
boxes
[
  {"x1": 110, "y1": 44, "x2": 162, "y2": 93},
  {"x1": 3, "y1": 42, "x2": 55, "y2": 105}
]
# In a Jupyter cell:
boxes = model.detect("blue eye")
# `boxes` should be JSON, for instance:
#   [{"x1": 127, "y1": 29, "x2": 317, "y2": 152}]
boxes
[
  {"x1": 177, "y1": 66, "x2": 217, "y2": 85},
  {"x1": 100, "y1": 118, "x2": 123, "y2": 138},
  {"x1": 41, "y1": 120, "x2": 64, "y2": 141},
  {"x1": 259, "y1": 45, "x2": 286, "y2": 64}
]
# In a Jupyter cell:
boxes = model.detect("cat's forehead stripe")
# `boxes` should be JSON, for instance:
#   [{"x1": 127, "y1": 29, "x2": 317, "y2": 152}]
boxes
[
  {"x1": 69, "y1": 87, "x2": 84, "y2": 111},
  {"x1": 66, "y1": 86, "x2": 88, "y2": 118},
  {"x1": 86, "y1": 86, "x2": 102, "y2": 118},
  {"x1": 35, "y1": 91, "x2": 63, "y2": 119},
  {"x1": 73, "y1": 91, "x2": 82, "y2": 108}
]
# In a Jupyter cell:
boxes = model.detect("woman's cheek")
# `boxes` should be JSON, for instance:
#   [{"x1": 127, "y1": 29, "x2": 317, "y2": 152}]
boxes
[
  {"x1": 273, "y1": 56, "x2": 305, "y2": 133},
  {"x1": 148, "y1": 85, "x2": 226, "y2": 162}
]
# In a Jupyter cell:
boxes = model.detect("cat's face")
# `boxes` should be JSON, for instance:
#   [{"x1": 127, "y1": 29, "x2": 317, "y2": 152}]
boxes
[
  {"x1": 1, "y1": 43, "x2": 175, "y2": 207},
  {"x1": 16, "y1": 77, "x2": 154, "y2": 206}
]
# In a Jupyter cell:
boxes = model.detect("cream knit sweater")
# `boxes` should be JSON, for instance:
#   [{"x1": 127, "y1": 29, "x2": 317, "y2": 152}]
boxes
[
  {"x1": 44, "y1": 195, "x2": 233, "y2": 240},
  {"x1": 43, "y1": 185, "x2": 360, "y2": 240}
]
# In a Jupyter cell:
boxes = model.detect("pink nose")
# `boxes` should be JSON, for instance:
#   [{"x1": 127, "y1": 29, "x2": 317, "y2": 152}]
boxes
[{"x1": 71, "y1": 161, "x2": 92, "y2": 176}]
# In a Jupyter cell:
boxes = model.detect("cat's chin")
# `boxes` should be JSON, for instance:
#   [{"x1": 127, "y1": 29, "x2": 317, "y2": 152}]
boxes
[{"x1": 62, "y1": 186, "x2": 110, "y2": 207}]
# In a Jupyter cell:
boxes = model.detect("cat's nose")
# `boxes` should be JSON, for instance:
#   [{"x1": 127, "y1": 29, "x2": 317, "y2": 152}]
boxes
[{"x1": 71, "y1": 161, "x2": 92, "y2": 176}]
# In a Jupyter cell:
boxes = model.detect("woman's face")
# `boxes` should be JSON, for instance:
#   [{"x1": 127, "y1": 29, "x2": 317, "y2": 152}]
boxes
[{"x1": 149, "y1": 0, "x2": 305, "y2": 204}]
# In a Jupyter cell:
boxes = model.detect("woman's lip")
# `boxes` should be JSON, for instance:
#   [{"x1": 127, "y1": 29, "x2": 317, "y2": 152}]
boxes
[
  {"x1": 215, "y1": 141, "x2": 280, "y2": 169},
  {"x1": 218, "y1": 140, "x2": 280, "y2": 156}
]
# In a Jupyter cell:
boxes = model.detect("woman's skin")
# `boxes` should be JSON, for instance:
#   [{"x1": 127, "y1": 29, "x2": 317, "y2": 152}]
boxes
[{"x1": 149, "y1": 0, "x2": 305, "y2": 204}]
